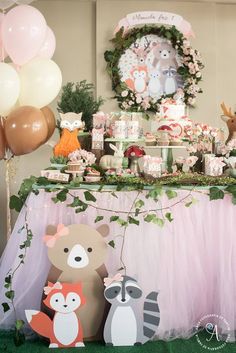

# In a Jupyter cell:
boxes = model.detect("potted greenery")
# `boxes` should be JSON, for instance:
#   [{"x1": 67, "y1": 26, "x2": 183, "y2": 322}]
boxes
[
  {"x1": 50, "y1": 155, "x2": 69, "y2": 170},
  {"x1": 57, "y1": 81, "x2": 104, "y2": 149}
]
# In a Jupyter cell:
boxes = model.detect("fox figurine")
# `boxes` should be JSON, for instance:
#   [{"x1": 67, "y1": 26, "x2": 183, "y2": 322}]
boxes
[{"x1": 25, "y1": 282, "x2": 86, "y2": 348}]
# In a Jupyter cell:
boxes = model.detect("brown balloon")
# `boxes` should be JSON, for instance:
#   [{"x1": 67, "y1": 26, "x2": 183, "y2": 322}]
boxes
[
  {"x1": 5, "y1": 106, "x2": 49, "y2": 156},
  {"x1": 41, "y1": 106, "x2": 56, "y2": 141},
  {"x1": 0, "y1": 118, "x2": 6, "y2": 160}
]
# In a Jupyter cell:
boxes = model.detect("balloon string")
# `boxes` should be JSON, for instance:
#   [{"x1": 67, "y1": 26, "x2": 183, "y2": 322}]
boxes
[
  {"x1": 1, "y1": 10, "x2": 5, "y2": 62},
  {"x1": 5, "y1": 159, "x2": 12, "y2": 239}
]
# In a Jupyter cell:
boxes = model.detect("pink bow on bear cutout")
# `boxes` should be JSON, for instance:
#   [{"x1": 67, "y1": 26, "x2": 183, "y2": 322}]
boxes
[
  {"x1": 44, "y1": 282, "x2": 62, "y2": 295},
  {"x1": 43, "y1": 224, "x2": 69, "y2": 248},
  {"x1": 104, "y1": 273, "x2": 124, "y2": 287}
]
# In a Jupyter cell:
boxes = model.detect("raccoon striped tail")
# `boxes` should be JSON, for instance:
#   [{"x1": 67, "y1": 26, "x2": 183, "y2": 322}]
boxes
[{"x1": 142, "y1": 291, "x2": 160, "y2": 343}]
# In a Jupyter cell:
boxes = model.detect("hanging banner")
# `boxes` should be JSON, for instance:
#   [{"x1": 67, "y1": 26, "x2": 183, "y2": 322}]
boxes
[{"x1": 115, "y1": 11, "x2": 194, "y2": 38}]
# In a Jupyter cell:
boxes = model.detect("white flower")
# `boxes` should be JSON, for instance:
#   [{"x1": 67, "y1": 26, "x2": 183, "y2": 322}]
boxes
[
  {"x1": 128, "y1": 100, "x2": 134, "y2": 105},
  {"x1": 136, "y1": 96, "x2": 142, "y2": 104},
  {"x1": 68, "y1": 149, "x2": 96, "y2": 166},
  {"x1": 185, "y1": 156, "x2": 198, "y2": 167},
  {"x1": 196, "y1": 72, "x2": 202, "y2": 78},
  {"x1": 121, "y1": 90, "x2": 128, "y2": 97}
]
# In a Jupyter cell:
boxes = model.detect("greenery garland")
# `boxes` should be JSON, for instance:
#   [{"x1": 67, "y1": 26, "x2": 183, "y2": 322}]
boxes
[
  {"x1": 104, "y1": 25, "x2": 204, "y2": 112},
  {"x1": 2, "y1": 173, "x2": 236, "y2": 345}
]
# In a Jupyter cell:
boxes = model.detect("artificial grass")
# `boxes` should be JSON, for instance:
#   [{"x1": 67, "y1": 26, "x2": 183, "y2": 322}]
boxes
[{"x1": 0, "y1": 331, "x2": 235, "y2": 353}]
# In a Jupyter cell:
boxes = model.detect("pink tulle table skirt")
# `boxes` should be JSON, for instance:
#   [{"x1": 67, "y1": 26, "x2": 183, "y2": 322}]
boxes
[{"x1": 0, "y1": 188, "x2": 235, "y2": 341}]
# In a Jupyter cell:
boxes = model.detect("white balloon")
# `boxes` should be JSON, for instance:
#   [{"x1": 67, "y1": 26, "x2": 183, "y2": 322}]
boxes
[
  {"x1": 19, "y1": 58, "x2": 62, "y2": 108},
  {"x1": 0, "y1": 62, "x2": 20, "y2": 116},
  {"x1": 0, "y1": 0, "x2": 14, "y2": 10}
]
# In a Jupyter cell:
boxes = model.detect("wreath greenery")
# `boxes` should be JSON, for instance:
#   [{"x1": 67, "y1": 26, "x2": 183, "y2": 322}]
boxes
[{"x1": 104, "y1": 25, "x2": 204, "y2": 112}]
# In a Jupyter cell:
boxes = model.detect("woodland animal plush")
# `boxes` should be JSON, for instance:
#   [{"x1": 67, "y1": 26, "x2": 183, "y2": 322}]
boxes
[
  {"x1": 125, "y1": 66, "x2": 148, "y2": 93},
  {"x1": 43, "y1": 223, "x2": 109, "y2": 340},
  {"x1": 220, "y1": 102, "x2": 236, "y2": 144},
  {"x1": 152, "y1": 42, "x2": 178, "y2": 70},
  {"x1": 25, "y1": 282, "x2": 85, "y2": 348},
  {"x1": 103, "y1": 275, "x2": 160, "y2": 346},
  {"x1": 148, "y1": 63, "x2": 163, "y2": 99},
  {"x1": 162, "y1": 66, "x2": 178, "y2": 95},
  {"x1": 54, "y1": 112, "x2": 85, "y2": 157},
  {"x1": 99, "y1": 143, "x2": 124, "y2": 170}
]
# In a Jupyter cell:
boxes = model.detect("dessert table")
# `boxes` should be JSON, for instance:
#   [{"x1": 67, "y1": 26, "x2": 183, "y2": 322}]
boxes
[{"x1": 0, "y1": 185, "x2": 235, "y2": 342}]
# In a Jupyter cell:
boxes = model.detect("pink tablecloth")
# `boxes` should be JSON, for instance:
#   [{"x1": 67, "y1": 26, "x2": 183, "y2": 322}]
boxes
[{"x1": 0, "y1": 188, "x2": 235, "y2": 341}]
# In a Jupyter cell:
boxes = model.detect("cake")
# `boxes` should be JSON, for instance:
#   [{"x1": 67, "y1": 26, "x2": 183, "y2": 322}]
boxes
[{"x1": 156, "y1": 99, "x2": 191, "y2": 142}]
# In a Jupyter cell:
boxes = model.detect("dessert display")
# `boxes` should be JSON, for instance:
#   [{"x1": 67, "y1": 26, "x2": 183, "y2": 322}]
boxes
[{"x1": 84, "y1": 167, "x2": 101, "y2": 182}]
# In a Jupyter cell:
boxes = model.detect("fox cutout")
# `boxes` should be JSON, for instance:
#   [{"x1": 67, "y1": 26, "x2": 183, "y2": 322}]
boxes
[
  {"x1": 125, "y1": 66, "x2": 148, "y2": 93},
  {"x1": 25, "y1": 282, "x2": 86, "y2": 349},
  {"x1": 54, "y1": 112, "x2": 84, "y2": 157}
]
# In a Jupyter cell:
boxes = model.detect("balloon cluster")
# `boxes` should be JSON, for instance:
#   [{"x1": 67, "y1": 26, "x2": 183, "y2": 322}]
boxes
[{"x1": 0, "y1": 3, "x2": 62, "y2": 159}]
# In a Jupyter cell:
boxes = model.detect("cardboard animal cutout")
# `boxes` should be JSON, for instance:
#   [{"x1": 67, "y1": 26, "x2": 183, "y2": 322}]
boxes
[
  {"x1": 220, "y1": 102, "x2": 236, "y2": 144},
  {"x1": 43, "y1": 223, "x2": 109, "y2": 340},
  {"x1": 54, "y1": 112, "x2": 84, "y2": 157},
  {"x1": 25, "y1": 282, "x2": 85, "y2": 348},
  {"x1": 103, "y1": 274, "x2": 160, "y2": 346}
]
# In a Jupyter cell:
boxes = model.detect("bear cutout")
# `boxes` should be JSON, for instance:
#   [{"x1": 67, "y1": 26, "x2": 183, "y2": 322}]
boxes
[
  {"x1": 152, "y1": 42, "x2": 178, "y2": 70},
  {"x1": 43, "y1": 223, "x2": 109, "y2": 341}
]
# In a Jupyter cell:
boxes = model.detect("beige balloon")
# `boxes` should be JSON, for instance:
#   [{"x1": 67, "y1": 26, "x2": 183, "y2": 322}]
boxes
[
  {"x1": 5, "y1": 106, "x2": 48, "y2": 156},
  {"x1": 19, "y1": 58, "x2": 62, "y2": 108},
  {"x1": 41, "y1": 106, "x2": 56, "y2": 141},
  {"x1": 0, "y1": 118, "x2": 6, "y2": 159}
]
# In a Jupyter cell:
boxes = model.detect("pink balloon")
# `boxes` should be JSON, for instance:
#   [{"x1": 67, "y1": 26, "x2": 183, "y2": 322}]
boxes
[
  {"x1": 0, "y1": 14, "x2": 7, "y2": 61},
  {"x1": 2, "y1": 5, "x2": 47, "y2": 66},
  {"x1": 37, "y1": 26, "x2": 56, "y2": 59}
]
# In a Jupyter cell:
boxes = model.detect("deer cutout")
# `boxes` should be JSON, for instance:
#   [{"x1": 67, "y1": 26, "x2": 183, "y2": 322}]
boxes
[
  {"x1": 132, "y1": 37, "x2": 152, "y2": 65},
  {"x1": 220, "y1": 102, "x2": 236, "y2": 144}
]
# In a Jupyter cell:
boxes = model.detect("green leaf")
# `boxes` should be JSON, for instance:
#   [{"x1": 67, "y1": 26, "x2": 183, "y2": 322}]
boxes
[
  {"x1": 67, "y1": 197, "x2": 82, "y2": 207},
  {"x1": 128, "y1": 216, "x2": 140, "y2": 226},
  {"x1": 15, "y1": 320, "x2": 25, "y2": 331},
  {"x1": 18, "y1": 254, "x2": 24, "y2": 259},
  {"x1": 117, "y1": 267, "x2": 124, "y2": 271},
  {"x1": 144, "y1": 214, "x2": 165, "y2": 227},
  {"x1": 165, "y1": 189, "x2": 178, "y2": 199},
  {"x1": 146, "y1": 187, "x2": 163, "y2": 200},
  {"x1": 4, "y1": 275, "x2": 11, "y2": 284},
  {"x1": 135, "y1": 199, "x2": 144, "y2": 209},
  {"x1": 5, "y1": 290, "x2": 14, "y2": 300},
  {"x1": 231, "y1": 194, "x2": 236, "y2": 205},
  {"x1": 209, "y1": 187, "x2": 225, "y2": 201},
  {"x1": 1, "y1": 302, "x2": 10, "y2": 313},
  {"x1": 56, "y1": 189, "x2": 69, "y2": 202},
  {"x1": 9, "y1": 195, "x2": 23, "y2": 212},
  {"x1": 108, "y1": 240, "x2": 115, "y2": 248},
  {"x1": 84, "y1": 191, "x2": 96, "y2": 202},
  {"x1": 117, "y1": 218, "x2": 128, "y2": 227},
  {"x1": 165, "y1": 212, "x2": 174, "y2": 222},
  {"x1": 185, "y1": 197, "x2": 198, "y2": 208},
  {"x1": 153, "y1": 217, "x2": 165, "y2": 227},
  {"x1": 4, "y1": 283, "x2": 10, "y2": 289},
  {"x1": 110, "y1": 216, "x2": 119, "y2": 222},
  {"x1": 144, "y1": 214, "x2": 156, "y2": 223},
  {"x1": 95, "y1": 216, "x2": 104, "y2": 223}
]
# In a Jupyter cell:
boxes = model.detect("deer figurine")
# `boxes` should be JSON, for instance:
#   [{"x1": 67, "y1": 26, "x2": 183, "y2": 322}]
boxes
[
  {"x1": 132, "y1": 37, "x2": 152, "y2": 65},
  {"x1": 220, "y1": 102, "x2": 236, "y2": 144}
]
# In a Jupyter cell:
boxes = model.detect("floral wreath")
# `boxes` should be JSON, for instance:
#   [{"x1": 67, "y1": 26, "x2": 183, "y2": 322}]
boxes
[{"x1": 104, "y1": 25, "x2": 204, "y2": 112}]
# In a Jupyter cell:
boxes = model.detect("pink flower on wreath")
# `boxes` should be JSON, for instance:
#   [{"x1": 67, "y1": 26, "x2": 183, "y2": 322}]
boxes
[{"x1": 141, "y1": 97, "x2": 150, "y2": 110}]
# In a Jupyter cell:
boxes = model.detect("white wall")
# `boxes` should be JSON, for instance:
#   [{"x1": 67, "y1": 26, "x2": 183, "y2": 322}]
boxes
[{"x1": 1, "y1": 0, "x2": 236, "y2": 253}]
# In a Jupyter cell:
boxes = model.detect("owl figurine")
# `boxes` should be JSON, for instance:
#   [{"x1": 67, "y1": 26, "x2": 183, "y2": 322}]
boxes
[{"x1": 54, "y1": 112, "x2": 85, "y2": 157}]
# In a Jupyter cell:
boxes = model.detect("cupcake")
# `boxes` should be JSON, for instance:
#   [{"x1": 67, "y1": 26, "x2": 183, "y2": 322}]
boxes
[
  {"x1": 67, "y1": 161, "x2": 83, "y2": 172},
  {"x1": 156, "y1": 131, "x2": 169, "y2": 146},
  {"x1": 145, "y1": 133, "x2": 157, "y2": 146}
]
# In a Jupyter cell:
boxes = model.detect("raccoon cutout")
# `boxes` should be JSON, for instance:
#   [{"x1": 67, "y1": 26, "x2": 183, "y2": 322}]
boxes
[{"x1": 103, "y1": 275, "x2": 160, "y2": 346}]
